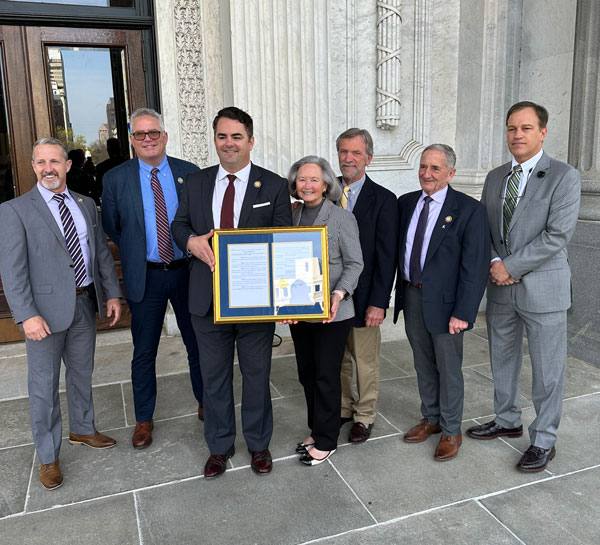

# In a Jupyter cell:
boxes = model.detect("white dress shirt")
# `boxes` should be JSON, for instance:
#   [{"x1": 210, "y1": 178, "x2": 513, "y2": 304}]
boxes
[{"x1": 212, "y1": 163, "x2": 252, "y2": 228}]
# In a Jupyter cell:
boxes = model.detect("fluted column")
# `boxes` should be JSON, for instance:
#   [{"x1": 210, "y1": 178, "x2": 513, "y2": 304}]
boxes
[{"x1": 568, "y1": 0, "x2": 600, "y2": 221}]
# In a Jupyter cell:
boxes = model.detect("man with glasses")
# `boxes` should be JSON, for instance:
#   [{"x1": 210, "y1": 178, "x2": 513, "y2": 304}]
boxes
[
  {"x1": 102, "y1": 108, "x2": 203, "y2": 449},
  {"x1": 467, "y1": 102, "x2": 581, "y2": 472}
]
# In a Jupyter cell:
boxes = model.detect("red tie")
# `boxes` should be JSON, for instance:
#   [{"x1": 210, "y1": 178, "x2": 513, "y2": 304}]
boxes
[
  {"x1": 220, "y1": 174, "x2": 236, "y2": 228},
  {"x1": 150, "y1": 167, "x2": 174, "y2": 263}
]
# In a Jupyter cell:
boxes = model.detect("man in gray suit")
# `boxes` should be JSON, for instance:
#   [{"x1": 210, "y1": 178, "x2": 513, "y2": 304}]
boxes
[
  {"x1": 467, "y1": 102, "x2": 581, "y2": 472},
  {"x1": 0, "y1": 138, "x2": 121, "y2": 490}
]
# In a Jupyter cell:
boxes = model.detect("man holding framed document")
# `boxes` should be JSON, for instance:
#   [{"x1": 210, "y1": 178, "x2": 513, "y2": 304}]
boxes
[{"x1": 171, "y1": 107, "x2": 291, "y2": 479}]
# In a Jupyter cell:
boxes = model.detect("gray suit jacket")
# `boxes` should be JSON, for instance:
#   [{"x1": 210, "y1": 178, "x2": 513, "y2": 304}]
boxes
[
  {"x1": 293, "y1": 198, "x2": 363, "y2": 322},
  {"x1": 0, "y1": 185, "x2": 121, "y2": 332},
  {"x1": 481, "y1": 152, "x2": 581, "y2": 313}
]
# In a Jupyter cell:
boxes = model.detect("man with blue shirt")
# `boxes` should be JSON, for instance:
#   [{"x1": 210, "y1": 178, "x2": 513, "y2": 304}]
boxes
[{"x1": 102, "y1": 108, "x2": 203, "y2": 449}]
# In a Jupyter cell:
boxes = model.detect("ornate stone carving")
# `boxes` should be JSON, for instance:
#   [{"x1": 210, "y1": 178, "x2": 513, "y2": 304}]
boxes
[
  {"x1": 174, "y1": 1, "x2": 209, "y2": 166},
  {"x1": 376, "y1": 0, "x2": 402, "y2": 130}
]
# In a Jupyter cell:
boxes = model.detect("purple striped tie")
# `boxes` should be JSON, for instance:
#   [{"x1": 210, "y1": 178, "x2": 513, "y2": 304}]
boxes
[
  {"x1": 150, "y1": 167, "x2": 174, "y2": 263},
  {"x1": 52, "y1": 194, "x2": 87, "y2": 287}
]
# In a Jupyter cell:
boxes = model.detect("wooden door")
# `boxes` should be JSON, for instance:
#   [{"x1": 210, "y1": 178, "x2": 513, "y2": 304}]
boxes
[{"x1": 0, "y1": 25, "x2": 146, "y2": 342}]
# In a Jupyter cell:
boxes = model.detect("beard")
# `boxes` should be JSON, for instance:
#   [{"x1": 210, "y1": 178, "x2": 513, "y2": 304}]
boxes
[{"x1": 39, "y1": 175, "x2": 62, "y2": 191}]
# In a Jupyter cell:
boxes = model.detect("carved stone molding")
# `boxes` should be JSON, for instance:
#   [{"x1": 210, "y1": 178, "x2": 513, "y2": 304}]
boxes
[
  {"x1": 376, "y1": 0, "x2": 402, "y2": 130},
  {"x1": 173, "y1": 1, "x2": 209, "y2": 166}
]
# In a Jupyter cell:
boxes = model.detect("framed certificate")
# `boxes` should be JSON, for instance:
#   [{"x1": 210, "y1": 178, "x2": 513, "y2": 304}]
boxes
[{"x1": 213, "y1": 226, "x2": 330, "y2": 323}]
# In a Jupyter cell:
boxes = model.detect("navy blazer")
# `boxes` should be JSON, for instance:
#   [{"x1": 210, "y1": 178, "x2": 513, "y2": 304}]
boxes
[
  {"x1": 393, "y1": 185, "x2": 490, "y2": 334},
  {"x1": 101, "y1": 156, "x2": 199, "y2": 303},
  {"x1": 339, "y1": 175, "x2": 399, "y2": 327},
  {"x1": 171, "y1": 163, "x2": 292, "y2": 317}
]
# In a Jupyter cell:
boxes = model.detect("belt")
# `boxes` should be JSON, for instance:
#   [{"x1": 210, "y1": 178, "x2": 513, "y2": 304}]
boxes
[
  {"x1": 403, "y1": 279, "x2": 422, "y2": 289},
  {"x1": 146, "y1": 258, "x2": 188, "y2": 271},
  {"x1": 76, "y1": 283, "x2": 94, "y2": 296}
]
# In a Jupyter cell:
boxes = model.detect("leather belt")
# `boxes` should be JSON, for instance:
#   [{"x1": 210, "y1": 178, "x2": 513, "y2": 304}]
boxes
[
  {"x1": 147, "y1": 258, "x2": 188, "y2": 271},
  {"x1": 404, "y1": 279, "x2": 422, "y2": 289},
  {"x1": 76, "y1": 283, "x2": 93, "y2": 296}
]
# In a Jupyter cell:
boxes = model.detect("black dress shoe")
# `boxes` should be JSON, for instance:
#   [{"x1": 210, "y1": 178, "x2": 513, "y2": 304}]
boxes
[
  {"x1": 466, "y1": 420, "x2": 523, "y2": 440},
  {"x1": 204, "y1": 445, "x2": 235, "y2": 479},
  {"x1": 516, "y1": 445, "x2": 556, "y2": 472}
]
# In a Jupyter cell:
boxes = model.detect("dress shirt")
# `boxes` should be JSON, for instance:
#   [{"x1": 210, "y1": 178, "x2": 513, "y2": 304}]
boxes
[
  {"x1": 37, "y1": 183, "x2": 93, "y2": 286},
  {"x1": 403, "y1": 186, "x2": 448, "y2": 282},
  {"x1": 212, "y1": 162, "x2": 251, "y2": 228},
  {"x1": 505, "y1": 148, "x2": 544, "y2": 205},
  {"x1": 342, "y1": 173, "x2": 366, "y2": 212},
  {"x1": 492, "y1": 148, "x2": 544, "y2": 263},
  {"x1": 138, "y1": 156, "x2": 184, "y2": 263}
]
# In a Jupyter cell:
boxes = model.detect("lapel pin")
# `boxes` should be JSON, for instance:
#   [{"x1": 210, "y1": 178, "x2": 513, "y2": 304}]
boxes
[
  {"x1": 445, "y1": 216, "x2": 452, "y2": 222},
  {"x1": 77, "y1": 198, "x2": 83, "y2": 203},
  {"x1": 254, "y1": 181, "x2": 261, "y2": 188},
  {"x1": 537, "y1": 171, "x2": 546, "y2": 178},
  {"x1": 177, "y1": 177, "x2": 184, "y2": 184}
]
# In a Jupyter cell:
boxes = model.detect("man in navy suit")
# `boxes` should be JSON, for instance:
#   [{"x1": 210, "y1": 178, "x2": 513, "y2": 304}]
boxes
[
  {"x1": 172, "y1": 107, "x2": 291, "y2": 479},
  {"x1": 336, "y1": 128, "x2": 398, "y2": 443},
  {"x1": 393, "y1": 144, "x2": 489, "y2": 461},
  {"x1": 102, "y1": 108, "x2": 203, "y2": 449}
]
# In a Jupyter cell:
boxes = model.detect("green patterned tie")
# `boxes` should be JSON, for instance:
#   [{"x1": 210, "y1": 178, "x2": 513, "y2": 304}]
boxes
[{"x1": 503, "y1": 164, "x2": 522, "y2": 238}]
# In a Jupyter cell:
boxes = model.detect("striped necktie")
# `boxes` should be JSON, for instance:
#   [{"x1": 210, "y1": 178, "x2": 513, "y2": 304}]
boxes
[
  {"x1": 503, "y1": 164, "x2": 522, "y2": 238},
  {"x1": 150, "y1": 167, "x2": 174, "y2": 263},
  {"x1": 340, "y1": 184, "x2": 350, "y2": 209},
  {"x1": 52, "y1": 193, "x2": 87, "y2": 287}
]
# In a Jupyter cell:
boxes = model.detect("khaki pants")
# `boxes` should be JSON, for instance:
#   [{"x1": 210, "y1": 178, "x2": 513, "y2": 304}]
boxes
[{"x1": 340, "y1": 325, "x2": 381, "y2": 425}]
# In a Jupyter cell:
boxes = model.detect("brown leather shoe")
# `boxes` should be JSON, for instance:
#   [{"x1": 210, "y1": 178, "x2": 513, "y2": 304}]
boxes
[
  {"x1": 40, "y1": 460, "x2": 63, "y2": 490},
  {"x1": 434, "y1": 434, "x2": 462, "y2": 461},
  {"x1": 204, "y1": 446, "x2": 235, "y2": 479},
  {"x1": 403, "y1": 418, "x2": 442, "y2": 443},
  {"x1": 349, "y1": 422, "x2": 373, "y2": 443},
  {"x1": 132, "y1": 421, "x2": 153, "y2": 449},
  {"x1": 69, "y1": 431, "x2": 117, "y2": 449},
  {"x1": 198, "y1": 406, "x2": 204, "y2": 421},
  {"x1": 249, "y1": 449, "x2": 272, "y2": 475}
]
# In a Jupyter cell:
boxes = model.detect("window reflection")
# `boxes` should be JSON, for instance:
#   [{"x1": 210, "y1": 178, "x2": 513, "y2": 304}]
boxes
[
  {"x1": 0, "y1": 49, "x2": 15, "y2": 204},
  {"x1": 46, "y1": 45, "x2": 130, "y2": 204}
]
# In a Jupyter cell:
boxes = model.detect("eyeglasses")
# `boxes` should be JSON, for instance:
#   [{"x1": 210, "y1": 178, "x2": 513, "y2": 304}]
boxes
[{"x1": 131, "y1": 130, "x2": 163, "y2": 141}]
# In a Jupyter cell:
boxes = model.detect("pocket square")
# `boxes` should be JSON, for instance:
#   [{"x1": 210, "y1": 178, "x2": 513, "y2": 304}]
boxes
[{"x1": 253, "y1": 202, "x2": 271, "y2": 208}]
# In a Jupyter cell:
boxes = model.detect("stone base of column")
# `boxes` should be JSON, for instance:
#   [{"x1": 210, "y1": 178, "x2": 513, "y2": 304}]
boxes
[{"x1": 568, "y1": 221, "x2": 600, "y2": 367}]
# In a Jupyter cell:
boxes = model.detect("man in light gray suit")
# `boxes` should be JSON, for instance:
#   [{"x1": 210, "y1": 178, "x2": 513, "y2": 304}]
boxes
[
  {"x1": 0, "y1": 138, "x2": 122, "y2": 490},
  {"x1": 466, "y1": 102, "x2": 581, "y2": 472}
]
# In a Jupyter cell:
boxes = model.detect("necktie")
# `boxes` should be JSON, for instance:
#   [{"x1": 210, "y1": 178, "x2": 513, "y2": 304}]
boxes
[
  {"x1": 408, "y1": 196, "x2": 432, "y2": 285},
  {"x1": 150, "y1": 167, "x2": 174, "y2": 263},
  {"x1": 340, "y1": 184, "x2": 350, "y2": 209},
  {"x1": 220, "y1": 174, "x2": 236, "y2": 228},
  {"x1": 503, "y1": 164, "x2": 522, "y2": 238},
  {"x1": 52, "y1": 194, "x2": 87, "y2": 287}
]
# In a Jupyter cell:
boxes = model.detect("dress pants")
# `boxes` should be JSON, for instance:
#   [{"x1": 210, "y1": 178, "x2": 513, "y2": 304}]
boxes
[
  {"x1": 403, "y1": 284, "x2": 464, "y2": 436},
  {"x1": 26, "y1": 291, "x2": 97, "y2": 464},
  {"x1": 487, "y1": 297, "x2": 567, "y2": 449},
  {"x1": 127, "y1": 266, "x2": 202, "y2": 423},
  {"x1": 191, "y1": 313, "x2": 275, "y2": 454},
  {"x1": 341, "y1": 325, "x2": 381, "y2": 425},
  {"x1": 290, "y1": 318, "x2": 353, "y2": 451}
]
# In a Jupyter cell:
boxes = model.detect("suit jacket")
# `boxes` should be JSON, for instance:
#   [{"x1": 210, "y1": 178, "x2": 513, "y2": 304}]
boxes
[
  {"x1": 171, "y1": 163, "x2": 292, "y2": 317},
  {"x1": 481, "y1": 151, "x2": 581, "y2": 312},
  {"x1": 393, "y1": 185, "x2": 490, "y2": 334},
  {"x1": 292, "y1": 198, "x2": 364, "y2": 322},
  {"x1": 338, "y1": 175, "x2": 398, "y2": 327},
  {"x1": 0, "y1": 186, "x2": 121, "y2": 332},
  {"x1": 101, "y1": 156, "x2": 199, "y2": 303}
]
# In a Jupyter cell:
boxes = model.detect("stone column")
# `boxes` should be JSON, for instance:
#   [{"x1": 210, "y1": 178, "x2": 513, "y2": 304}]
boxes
[{"x1": 566, "y1": 0, "x2": 600, "y2": 366}]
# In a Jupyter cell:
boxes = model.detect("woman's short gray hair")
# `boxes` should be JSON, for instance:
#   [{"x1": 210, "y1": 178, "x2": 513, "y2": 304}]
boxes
[{"x1": 287, "y1": 156, "x2": 342, "y2": 202}]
